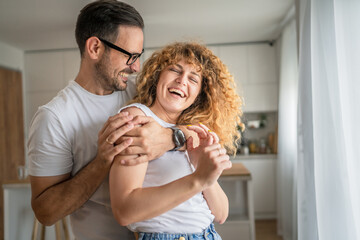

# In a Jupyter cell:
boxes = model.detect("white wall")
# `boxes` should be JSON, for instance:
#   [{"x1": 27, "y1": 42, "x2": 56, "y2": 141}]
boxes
[
  {"x1": 24, "y1": 49, "x2": 80, "y2": 134},
  {"x1": 0, "y1": 41, "x2": 24, "y2": 71}
]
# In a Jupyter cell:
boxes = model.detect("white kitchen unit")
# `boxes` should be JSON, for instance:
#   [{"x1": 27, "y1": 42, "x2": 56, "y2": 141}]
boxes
[
  {"x1": 215, "y1": 163, "x2": 255, "y2": 240},
  {"x1": 214, "y1": 155, "x2": 277, "y2": 239},
  {"x1": 142, "y1": 43, "x2": 278, "y2": 113},
  {"x1": 3, "y1": 183, "x2": 34, "y2": 240},
  {"x1": 23, "y1": 42, "x2": 278, "y2": 138},
  {"x1": 3, "y1": 183, "x2": 73, "y2": 240},
  {"x1": 218, "y1": 43, "x2": 278, "y2": 112},
  {"x1": 231, "y1": 155, "x2": 277, "y2": 219}
]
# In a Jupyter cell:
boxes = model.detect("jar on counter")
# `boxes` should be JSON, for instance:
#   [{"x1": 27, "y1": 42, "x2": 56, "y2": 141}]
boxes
[
  {"x1": 241, "y1": 145, "x2": 249, "y2": 155},
  {"x1": 259, "y1": 138, "x2": 267, "y2": 154},
  {"x1": 249, "y1": 140, "x2": 258, "y2": 154}
]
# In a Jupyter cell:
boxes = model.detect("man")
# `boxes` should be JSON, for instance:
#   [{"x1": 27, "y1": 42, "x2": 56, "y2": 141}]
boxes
[
  {"x1": 28, "y1": 1, "x2": 229, "y2": 239},
  {"x1": 28, "y1": 1, "x2": 173, "y2": 239}
]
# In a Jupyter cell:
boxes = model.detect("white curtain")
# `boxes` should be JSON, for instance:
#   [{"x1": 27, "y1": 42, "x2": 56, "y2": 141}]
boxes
[
  {"x1": 277, "y1": 18, "x2": 298, "y2": 240},
  {"x1": 297, "y1": 0, "x2": 360, "y2": 239}
]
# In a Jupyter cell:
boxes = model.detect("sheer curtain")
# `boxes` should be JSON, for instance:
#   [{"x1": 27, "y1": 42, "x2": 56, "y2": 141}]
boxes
[
  {"x1": 297, "y1": 0, "x2": 360, "y2": 239},
  {"x1": 277, "y1": 17, "x2": 298, "y2": 240}
]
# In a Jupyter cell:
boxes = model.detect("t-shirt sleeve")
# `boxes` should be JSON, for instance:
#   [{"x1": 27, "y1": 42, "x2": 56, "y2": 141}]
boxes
[{"x1": 27, "y1": 107, "x2": 73, "y2": 176}]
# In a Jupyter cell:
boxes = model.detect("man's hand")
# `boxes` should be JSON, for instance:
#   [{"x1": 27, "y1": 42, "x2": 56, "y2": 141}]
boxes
[
  {"x1": 115, "y1": 115, "x2": 173, "y2": 166},
  {"x1": 30, "y1": 111, "x2": 137, "y2": 226},
  {"x1": 187, "y1": 124, "x2": 232, "y2": 189},
  {"x1": 95, "y1": 111, "x2": 135, "y2": 167}
]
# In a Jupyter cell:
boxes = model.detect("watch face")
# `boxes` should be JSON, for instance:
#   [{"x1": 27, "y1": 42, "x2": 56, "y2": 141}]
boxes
[
  {"x1": 172, "y1": 127, "x2": 186, "y2": 150},
  {"x1": 175, "y1": 129, "x2": 186, "y2": 146}
]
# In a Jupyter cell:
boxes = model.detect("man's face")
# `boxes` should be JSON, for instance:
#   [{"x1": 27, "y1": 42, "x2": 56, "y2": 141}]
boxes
[{"x1": 95, "y1": 26, "x2": 144, "y2": 92}]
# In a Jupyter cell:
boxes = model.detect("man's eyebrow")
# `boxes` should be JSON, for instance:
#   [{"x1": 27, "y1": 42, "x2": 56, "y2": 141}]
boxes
[{"x1": 175, "y1": 63, "x2": 200, "y2": 78}]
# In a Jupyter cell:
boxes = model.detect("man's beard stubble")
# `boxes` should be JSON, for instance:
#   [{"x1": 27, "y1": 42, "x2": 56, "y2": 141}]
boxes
[{"x1": 94, "y1": 53, "x2": 128, "y2": 92}]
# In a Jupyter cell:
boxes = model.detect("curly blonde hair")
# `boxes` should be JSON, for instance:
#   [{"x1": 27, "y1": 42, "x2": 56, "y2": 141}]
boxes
[{"x1": 131, "y1": 42, "x2": 244, "y2": 154}]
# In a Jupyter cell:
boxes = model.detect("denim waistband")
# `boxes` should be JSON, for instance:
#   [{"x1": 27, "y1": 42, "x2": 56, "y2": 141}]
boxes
[{"x1": 137, "y1": 223, "x2": 221, "y2": 240}]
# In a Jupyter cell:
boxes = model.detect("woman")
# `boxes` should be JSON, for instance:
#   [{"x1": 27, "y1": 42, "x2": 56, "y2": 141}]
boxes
[{"x1": 109, "y1": 42, "x2": 243, "y2": 240}]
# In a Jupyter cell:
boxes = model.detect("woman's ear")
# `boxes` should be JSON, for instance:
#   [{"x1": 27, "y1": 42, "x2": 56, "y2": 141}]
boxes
[{"x1": 85, "y1": 37, "x2": 103, "y2": 60}]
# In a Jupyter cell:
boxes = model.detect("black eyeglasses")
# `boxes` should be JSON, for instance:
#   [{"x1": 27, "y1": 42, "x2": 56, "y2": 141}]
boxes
[{"x1": 98, "y1": 37, "x2": 144, "y2": 65}]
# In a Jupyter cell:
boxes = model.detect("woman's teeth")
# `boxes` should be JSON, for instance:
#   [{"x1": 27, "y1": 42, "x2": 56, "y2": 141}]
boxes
[{"x1": 169, "y1": 88, "x2": 185, "y2": 97}]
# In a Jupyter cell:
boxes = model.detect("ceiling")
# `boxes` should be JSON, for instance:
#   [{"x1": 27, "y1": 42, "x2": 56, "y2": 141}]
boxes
[{"x1": 0, "y1": 0, "x2": 294, "y2": 51}]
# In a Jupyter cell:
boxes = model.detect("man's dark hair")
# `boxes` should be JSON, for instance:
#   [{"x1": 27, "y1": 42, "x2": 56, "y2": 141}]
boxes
[{"x1": 75, "y1": 0, "x2": 144, "y2": 56}]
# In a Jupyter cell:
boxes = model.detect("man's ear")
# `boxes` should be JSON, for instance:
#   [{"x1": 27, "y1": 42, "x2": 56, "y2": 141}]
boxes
[{"x1": 85, "y1": 37, "x2": 103, "y2": 60}]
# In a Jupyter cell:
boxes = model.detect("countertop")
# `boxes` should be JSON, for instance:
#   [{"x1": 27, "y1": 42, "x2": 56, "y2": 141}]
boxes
[
  {"x1": 221, "y1": 162, "x2": 251, "y2": 177},
  {"x1": 2, "y1": 179, "x2": 30, "y2": 188},
  {"x1": 231, "y1": 154, "x2": 277, "y2": 160}
]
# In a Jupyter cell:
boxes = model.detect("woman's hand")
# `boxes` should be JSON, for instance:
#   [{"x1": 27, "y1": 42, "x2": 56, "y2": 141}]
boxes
[
  {"x1": 186, "y1": 123, "x2": 220, "y2": 168},
  {"x1": 186, "y1": 124, "x2": 231, "y2": 188}
]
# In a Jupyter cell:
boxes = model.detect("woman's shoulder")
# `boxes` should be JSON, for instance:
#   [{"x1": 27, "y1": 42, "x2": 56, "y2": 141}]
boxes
[
  {"x1": 120, "y1": 105, "x2": 146, "y2": 116},
  {"x1": 119, "y1": 103, "x2": 149, "y2": 116}
]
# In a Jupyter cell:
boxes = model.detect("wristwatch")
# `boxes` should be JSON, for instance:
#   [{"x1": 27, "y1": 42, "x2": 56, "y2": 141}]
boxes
[{"x1": 170, "y1": 127, "x2": 186, "y2": 151}]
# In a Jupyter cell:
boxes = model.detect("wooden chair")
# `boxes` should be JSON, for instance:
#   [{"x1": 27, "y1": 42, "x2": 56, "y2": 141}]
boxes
[{"x1": 32, "y1": 217, "x2": 70, "y2": 240}]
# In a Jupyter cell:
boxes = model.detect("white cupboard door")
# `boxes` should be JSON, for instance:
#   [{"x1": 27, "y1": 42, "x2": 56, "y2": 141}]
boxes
[
  {"x1": 242, "y1": 83, "x2": 279, "y2": 112},
  {"x1": 248, "y1": 44, "x2": 277, "y2": 84},
  {"x1": 241, "y1": 159, "x2": 277, "y2": 218},
  {"x1": 218, "y1": 45, "x2": 248, "y2": 85}
]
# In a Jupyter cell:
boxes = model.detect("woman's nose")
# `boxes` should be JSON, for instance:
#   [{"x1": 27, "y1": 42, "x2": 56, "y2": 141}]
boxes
[{"x1": 176, "y1": 73, "x2": 187, "y2": 85}]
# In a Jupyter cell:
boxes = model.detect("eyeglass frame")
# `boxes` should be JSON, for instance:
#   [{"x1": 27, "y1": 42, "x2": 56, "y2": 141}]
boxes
[{"x1": 98, "y1": 37, "x2": 144, "y2": 65}]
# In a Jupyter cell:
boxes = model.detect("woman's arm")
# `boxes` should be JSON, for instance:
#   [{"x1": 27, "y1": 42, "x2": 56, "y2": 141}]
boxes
[
  {"x1": 110, "y1": 156, "x2": 204, "y2": 226},
  {"x1": 186, "y1": 124, "x2": 230, "y2": 224},
  {"x1": 109, "y1": 107, "x2": 229, "y2": 226},
  {"x1": 202, "y1": 183, "x2": 229, "y2": 224}
]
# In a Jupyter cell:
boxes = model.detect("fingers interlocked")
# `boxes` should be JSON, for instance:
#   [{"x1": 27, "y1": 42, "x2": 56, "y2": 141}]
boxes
[
  {"x1": 106, "y1": 137, "x2": 114, "y2": 145},
  {"x1": 217, "y1": 148, "x2": 226, "y2": 156}
]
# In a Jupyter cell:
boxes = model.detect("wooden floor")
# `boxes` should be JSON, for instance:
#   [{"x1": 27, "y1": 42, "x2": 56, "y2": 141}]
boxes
[{"x1": 256, "y1": 220, "x2": 283, "y2": 240}]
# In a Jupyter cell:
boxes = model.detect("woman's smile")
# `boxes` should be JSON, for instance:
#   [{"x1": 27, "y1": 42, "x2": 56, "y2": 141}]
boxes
[{"x1": 150, "y1": 59, "x2": 202, "y2": 123}]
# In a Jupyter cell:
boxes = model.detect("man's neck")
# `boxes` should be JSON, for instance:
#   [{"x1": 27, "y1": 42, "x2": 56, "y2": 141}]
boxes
[{"x1": 75, "y1": 64, "x2": 113, "y2": 96}]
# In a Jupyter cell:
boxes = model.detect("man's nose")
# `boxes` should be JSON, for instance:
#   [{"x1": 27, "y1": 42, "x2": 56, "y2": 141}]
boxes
[{"x1": 129, "y1": 59, "x2": 140, "y2": 73}]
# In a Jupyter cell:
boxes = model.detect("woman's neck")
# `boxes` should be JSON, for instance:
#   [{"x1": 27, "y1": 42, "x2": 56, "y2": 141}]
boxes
[{"x1": 150, "y1": 102, "x2": 180, "y2": 124}]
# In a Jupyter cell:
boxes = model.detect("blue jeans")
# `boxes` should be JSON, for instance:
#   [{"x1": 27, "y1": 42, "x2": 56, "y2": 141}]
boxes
[{"x1": 137, "y1": 224, "x2": 222, "y2": 240}]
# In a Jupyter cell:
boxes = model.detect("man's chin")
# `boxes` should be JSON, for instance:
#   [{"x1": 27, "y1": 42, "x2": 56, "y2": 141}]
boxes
[{"x1": 114, "y1": 82, "x2": 127, "y2": 91}]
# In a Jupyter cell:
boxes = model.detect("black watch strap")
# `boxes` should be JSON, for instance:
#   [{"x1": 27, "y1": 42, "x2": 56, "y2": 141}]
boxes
[{"x1": 170, "y1": 127, "x2": 186, "y2": 151}]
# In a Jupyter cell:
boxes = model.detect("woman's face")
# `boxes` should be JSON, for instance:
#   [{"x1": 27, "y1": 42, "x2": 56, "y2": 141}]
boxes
[{"x1": 152, "y1": 59, "x2": 202, "y2": 121}]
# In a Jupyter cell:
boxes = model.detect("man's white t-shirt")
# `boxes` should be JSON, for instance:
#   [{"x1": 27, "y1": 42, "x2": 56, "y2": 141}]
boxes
[{"x1": 28, "y1": 80, "x2": 136, "y2": 240}]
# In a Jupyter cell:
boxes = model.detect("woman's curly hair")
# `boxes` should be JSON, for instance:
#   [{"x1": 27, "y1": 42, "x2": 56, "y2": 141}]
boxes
[{"x1": 130, "y1": 42, "x2": 244, "y2": 154}]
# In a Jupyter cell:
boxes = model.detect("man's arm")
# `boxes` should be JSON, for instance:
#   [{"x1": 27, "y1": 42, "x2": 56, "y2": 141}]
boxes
[
  {"x1": 117, "y1": 119, "x2": 200, "y2": 165},
  {"x1": 30, "y1": 112, "x2": 134, "y2": 226}
]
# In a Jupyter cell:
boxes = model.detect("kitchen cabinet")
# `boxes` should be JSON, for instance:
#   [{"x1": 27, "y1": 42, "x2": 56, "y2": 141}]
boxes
[
  {"x1": 2, "y1": 183, "x2": 73, "y2": 240},
  {"x1": 3, "y1": 183, "x2": 33, "y2": 240},
  {"x1": 142, "y1": 43, "x2": 279, "y2": 112},
  {"x1": 217, "y1": 44, "x2": 278, "y2": 112},
  {"x1": 215, "y1": 163, "x2": 255, "y2": 240},
  {"x1": 231, "y1": 155, "x2": 277, "y2": 219}
]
